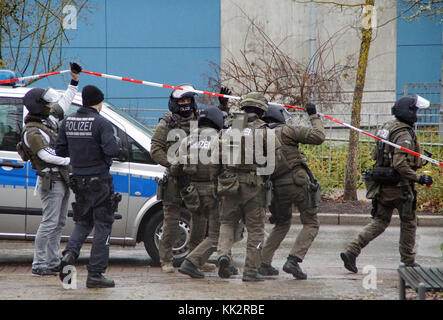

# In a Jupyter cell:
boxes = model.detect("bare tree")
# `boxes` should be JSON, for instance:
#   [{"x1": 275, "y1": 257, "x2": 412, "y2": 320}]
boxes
[
  {"x1": 0, "y1": 0, "x2": 90, "y2": 85},
  {"x1": 204, "y1": 9, "x2": 355, "y2": 114}
]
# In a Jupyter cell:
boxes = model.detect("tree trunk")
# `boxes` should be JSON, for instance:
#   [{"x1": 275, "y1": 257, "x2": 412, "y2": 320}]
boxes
[{"x1": 343, "y1": 0, "x2": 374, "y2": 200}]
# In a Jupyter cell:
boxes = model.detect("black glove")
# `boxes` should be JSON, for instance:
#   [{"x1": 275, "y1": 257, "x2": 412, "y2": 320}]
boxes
[
  {"x1": 305, "y1": 102, "x2": 316, "y2": 116},
  {"x1": 418, "y1": 175, "x2": 433, "y2": 186},
  {"x1": 70, "y1": 62, "x2": 82, "y2": 74},
  {"x1": 219, "y1": 87, "x2": 231, "y2": 107}
]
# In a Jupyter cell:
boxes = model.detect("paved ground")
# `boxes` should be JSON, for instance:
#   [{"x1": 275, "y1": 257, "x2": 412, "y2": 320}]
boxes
[{"x1": 0, "y1": 224, "x2": 441, "y2": 300}]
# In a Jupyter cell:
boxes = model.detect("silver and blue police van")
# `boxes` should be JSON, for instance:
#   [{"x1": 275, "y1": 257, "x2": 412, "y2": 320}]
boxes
[{"x1": 0, "y1": 71, "x2": 192, "y2": 265}]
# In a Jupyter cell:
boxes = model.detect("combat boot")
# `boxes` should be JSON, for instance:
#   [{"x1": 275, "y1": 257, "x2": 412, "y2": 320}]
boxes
[
  {"x1": 283, "y1": 255, "x2": 307, "y2": 280},
  {"x1": 86, "y1": 273, "x2": 115, "y2": 288},
  {"x1": 59, "y1": 251, "x2": 76, "y2": 282},
  {"x1": 178, "y1": 259, "x2": 204, "y2": 279},
  {"x1": 340, "y1": 251, "x2": 358, "y2": 273},
  {"x1": 242, "y1": 271, "x2": 264, "y2": 282},
  {"x1": 217, "y1": 255, "x2": 232, "y2": 279},
  {"x1": 258, "y1": 263, "x2": 279, "y2": 276},
  {"x1": 229, "y1": 265, "x2": 239, "y2": 275}
]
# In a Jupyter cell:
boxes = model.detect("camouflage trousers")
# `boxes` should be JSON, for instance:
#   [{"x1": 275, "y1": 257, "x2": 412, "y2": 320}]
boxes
[
  {"x1": 346, "y1": 185, "x2": 417, "y2": 265},
  {"x1": 217, "y1": 182, "x2": 266, "y2": 275},
  {"x1": 186, "y1": 195, "x2": 220, "y2": 268},
  {"x1": 159, "y1": 201, "x2": 207, "y2": 265},
  {"x1": 261, "y1": 172, "x2": 319, "y2": 265}
]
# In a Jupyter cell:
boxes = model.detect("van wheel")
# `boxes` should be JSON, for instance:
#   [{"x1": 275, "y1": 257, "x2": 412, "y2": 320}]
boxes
[{"x1": 143, "y1": 208, "x2": 192, "y2": 267}]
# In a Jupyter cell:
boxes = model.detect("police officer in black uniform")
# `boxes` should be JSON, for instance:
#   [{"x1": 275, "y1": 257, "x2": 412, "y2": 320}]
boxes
[{"x1": 56, "y1": 85, "x2": 121, "y2": 288}]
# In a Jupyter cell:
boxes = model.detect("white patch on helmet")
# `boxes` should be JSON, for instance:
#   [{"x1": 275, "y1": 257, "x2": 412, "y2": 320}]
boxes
[
  {"x1": 414, "y1": 95, "x2": 430, "y2": 109},
  {"x1": 171, "y1": 84, "x2": 198, "y2": 99}
]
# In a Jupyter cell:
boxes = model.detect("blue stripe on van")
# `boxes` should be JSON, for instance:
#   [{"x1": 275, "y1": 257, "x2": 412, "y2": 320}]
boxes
[
  {"x1": 129, "y1": 175, "x2": 157, "y2": 198},
  {"x1": 0, "y1": 159, "x2": 27, "y2": 188}
]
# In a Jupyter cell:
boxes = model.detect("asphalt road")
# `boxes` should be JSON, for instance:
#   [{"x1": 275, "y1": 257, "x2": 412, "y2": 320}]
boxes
[{"x1": 0, "y1": 224, "x2": 441, "y2": 300}]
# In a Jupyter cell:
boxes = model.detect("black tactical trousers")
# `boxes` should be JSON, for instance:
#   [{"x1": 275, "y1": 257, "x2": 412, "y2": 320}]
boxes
[{"x1": 64, "y1": 174, "x2": 115, "y2": 274}]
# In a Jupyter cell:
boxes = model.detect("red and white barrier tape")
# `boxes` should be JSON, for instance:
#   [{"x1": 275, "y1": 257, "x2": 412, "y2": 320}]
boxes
[
  {"x1": 6, "y1": 69, "x2": 440, "y2": 167},
  {"x1": 0, "y1": 70, "x2": 70, "y2": 85},
  {"x1": 79, "y1": 69, "x2": 442, "y2": 168}
]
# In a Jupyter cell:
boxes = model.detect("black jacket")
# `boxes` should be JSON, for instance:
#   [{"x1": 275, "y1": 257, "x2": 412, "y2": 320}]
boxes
[{"x1": 56, "y1": 107, "x2": 120, "y2": 176}]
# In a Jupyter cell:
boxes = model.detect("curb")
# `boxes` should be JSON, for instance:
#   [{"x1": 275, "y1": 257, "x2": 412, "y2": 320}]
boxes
[{"x1": 267, "y1": 213, "x2": 443, "y2": 226}]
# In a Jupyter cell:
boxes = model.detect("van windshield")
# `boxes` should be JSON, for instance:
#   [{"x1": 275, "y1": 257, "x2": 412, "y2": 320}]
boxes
[{"x1": 103, "y1": 102, "x2": 153, "y2": 137}]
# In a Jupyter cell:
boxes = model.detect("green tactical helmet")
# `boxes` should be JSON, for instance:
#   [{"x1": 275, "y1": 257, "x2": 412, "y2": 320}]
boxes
[{"x1": 240, "y1": 92, "x2": 268, "y2": 114}]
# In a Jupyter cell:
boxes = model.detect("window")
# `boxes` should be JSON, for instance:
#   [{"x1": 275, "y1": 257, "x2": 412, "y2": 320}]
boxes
[
  {"x1": 0, "y1": 99, "x2": 23, "y2": 151},
  {"x1": 128, "y1": 136, "x2": 156, "y2": 164}
]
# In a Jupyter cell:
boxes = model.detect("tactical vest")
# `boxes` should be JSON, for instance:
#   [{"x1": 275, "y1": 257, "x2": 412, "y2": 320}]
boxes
[
  {"x1": 160, "y1": 112, "x2": 194, "y2": 149},
  {"x1": 271, "y1": 124, "x2": 307, "y2": 179},
  {"x1": 20, "y1": 120, "x2": 59, "y2": 172},
  {"x1": 223, "y1": 117, "x2": 269, "y2": 173},
  {"x1": 374, "y1": 119, "x2": 420, "y2": 169},
  {"x1": 182, "y1": 128, "x2": 220, "y2": 182}
]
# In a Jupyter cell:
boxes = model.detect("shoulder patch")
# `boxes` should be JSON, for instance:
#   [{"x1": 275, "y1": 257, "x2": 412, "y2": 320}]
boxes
[{"x1": 377, "y1": 129, "x2": 389, "y2": 139}]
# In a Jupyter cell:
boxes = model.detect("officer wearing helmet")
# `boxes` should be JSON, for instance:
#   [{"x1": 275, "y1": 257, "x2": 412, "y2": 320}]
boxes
[
  {"x1": 216, "y1": 92, "x2": 272, "y2": 282},
  {"x1": 18, "y1": 63, "x2": 82, "y2": 276},
  {"x1": 176, "y1": 106, "x2": 225, "y2": 278},
  {"x1": 150, "y1": 84, "x2": 207, "y2": 273},
  {"x1": 340, "y1": 95, "x2": 433, "y2": 273},
  {"x1": 259, "y1": 103, "x2": 325, "y2": 280}
]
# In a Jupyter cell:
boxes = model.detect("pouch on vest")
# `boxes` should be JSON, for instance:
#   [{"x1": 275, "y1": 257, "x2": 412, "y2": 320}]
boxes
[
  {"x1": 217, "y1": 172, "x2": 239, "y2": 196},
  {"x1": 180, "y1": 183, "x2": 200, "y2": 213},
  {"x1": 362, "y1": 169, "x2": 380, "y2": 199},
  {"x1": 16, "y1": 141, "x2": 31, "y2": 161},
  {"x1": 370, "y1": 166, "x2": 400, "y2": 185}
]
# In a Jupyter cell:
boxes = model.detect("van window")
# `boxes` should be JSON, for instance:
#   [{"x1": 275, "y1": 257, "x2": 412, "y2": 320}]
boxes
[
  {"x1": 0, "y1": 100, "x2": 23, "y2": 151},
  {"x1": 128, "y1": 135, "x2": 156, "y2": 164}
]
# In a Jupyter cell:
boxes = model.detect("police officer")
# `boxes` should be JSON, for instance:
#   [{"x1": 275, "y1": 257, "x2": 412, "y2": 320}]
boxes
[
  {"x1": 340, "y1": 96, "x2": 432, "y2": 273},
  {"x1": 56, "y1": 85, "x2": 121, "y2": 288},
  {"x1": 19, "y1": 63, "x2": 81, "y2": 276},
  {"x1": 216, "y1": 92, "x2": 271, "y2": 282},
  {"x1": 177, "y1": 107, "x2": 224, "y2": 278},
  {"x1": 259, "y1": 104, "x2": 325, "y2": 279},
  {"x1": 150, "y1": 84, "x2": 207, "y2": 273}
]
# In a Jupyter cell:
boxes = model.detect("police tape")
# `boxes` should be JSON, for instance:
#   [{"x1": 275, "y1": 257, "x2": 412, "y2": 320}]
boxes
[
  {"x1": 79, "y1": 69, "x2": 443, "y2": 168},
  {"x1": 0, "y1": 70, "x2": 71, "y2": 85}
]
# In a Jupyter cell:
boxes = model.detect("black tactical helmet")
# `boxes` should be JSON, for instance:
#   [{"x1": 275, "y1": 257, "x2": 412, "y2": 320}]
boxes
[
  {"x1": 262, "y1": 105, "x2": 285, "y2": 124},
  {"x1": 168, "y1": 84, "x2": 198, "y2": 116},
  {"x1": 391, "y1": 96, "x2": 418, "y2": 126},
  {"x1": 23, "y1": 88, "x2": 47, "y2": 115},
  {"x1": 197, "y1": 106, "x2": 224, "y2": 131},
  {"x1": 240, "y1": 92, "x2": 268, "y2": 117}
]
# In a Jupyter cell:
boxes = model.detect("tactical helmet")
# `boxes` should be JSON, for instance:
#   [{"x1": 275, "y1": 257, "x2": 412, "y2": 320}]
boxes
[
  {"x1": 391, "y1": 96, "x2": 420, "y2": 126},
  {"x1": 23, "y1": 88, "x2": 47, "y2": 115},
  {"x1": 262, "y1": 105, "x2": 285, "y2": 124},
  {"x1": 197, "y1": 106, "x2": 224, "y2": 131},
  {"x1": 240, "y1": 92, "x2": 268, "y2": 115},
  {"x1": 168, "y1": 84, "x2": 198, "y2": 116}
]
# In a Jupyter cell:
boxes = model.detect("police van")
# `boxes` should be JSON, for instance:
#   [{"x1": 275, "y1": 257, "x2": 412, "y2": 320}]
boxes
[{"x1": 0, "y1": 71, "x2": 192, "y2": 265}]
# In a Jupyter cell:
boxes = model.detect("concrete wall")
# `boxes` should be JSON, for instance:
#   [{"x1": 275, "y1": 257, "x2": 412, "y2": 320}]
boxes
[{"x1": 221, "y1": 0, "x2": 399, "y2": 128}]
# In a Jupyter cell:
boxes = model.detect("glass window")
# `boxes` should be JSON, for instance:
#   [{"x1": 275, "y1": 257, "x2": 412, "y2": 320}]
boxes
[
  {"x1": 127, "y1": 135, "x2": 156, "y2": 164},
  {"x1": 0, "y1": 100, "x2": 23, "y2": 151}
]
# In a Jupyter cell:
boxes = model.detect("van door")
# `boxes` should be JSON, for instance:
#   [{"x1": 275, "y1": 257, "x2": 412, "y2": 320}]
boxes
[{"x1": 0, "y1": 99, "x2": 26, "y2": 239}]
